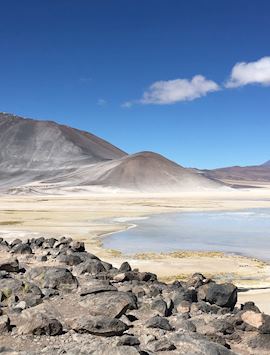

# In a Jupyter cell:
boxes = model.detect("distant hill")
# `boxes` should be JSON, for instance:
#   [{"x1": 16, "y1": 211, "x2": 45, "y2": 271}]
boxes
[
  {"x1": 262, "y1": 160, "x2": 270, "y2": 166},
  {"x1": 0, "y1": 113, "x2": 224, "y2": 194},
  {"x1": 203, "y1": 163, "x2": 270, "y2": 185}
]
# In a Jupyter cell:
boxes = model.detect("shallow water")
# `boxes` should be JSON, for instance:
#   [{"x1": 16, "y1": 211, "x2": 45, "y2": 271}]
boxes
[{"x1": 103, "y1": 209, "x2": 270, "y2": 261}]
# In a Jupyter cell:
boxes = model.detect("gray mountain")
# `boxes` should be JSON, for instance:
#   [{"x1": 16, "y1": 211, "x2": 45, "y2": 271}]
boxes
[
  {"x1": 0, "y1": 113, "x2": 223, "y2": 193},
  {"x1": 0, "y1": 113, "x2": 126, "y2": 191},
  {"x1": 0, "y1": 113, "x2": 126, "y2": 169}
]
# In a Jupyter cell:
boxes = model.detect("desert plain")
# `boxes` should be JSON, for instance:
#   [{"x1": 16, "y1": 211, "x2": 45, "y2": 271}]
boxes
[{"x1": 1, "y1": 186, "x2": 270, "y2": 313}]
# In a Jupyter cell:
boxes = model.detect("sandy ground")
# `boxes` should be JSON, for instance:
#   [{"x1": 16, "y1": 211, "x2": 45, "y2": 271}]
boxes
[{"x1": 1, "y1": 187, "x2": 270, "y2": 312}]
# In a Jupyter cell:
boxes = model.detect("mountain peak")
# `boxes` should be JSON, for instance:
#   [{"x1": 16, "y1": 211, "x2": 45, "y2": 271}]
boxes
[
  {"x1": 0, "y1": 113, "x2": 127, "y2": 171},
  {"x1": 262, "y1": 160, "x2": 270, "y2": 166}
]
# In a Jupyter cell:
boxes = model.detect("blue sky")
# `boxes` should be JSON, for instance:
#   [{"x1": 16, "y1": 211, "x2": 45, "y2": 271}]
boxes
[{"x1": 0, "y1": 0, "x2": 270, "y2": 168}]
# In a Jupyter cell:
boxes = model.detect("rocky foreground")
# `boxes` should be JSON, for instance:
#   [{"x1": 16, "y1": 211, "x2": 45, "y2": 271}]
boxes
[{"x1": 0, "y1": 237, "x2": 269, "y2": 354}]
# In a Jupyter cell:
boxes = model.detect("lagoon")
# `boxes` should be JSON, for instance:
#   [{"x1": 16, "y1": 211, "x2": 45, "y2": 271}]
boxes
[{"x1": 103, "y1": 209, "x2": 270, "y2": 261}]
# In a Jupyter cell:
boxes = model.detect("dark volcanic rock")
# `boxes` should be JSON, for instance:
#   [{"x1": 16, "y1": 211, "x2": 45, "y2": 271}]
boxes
[
  {"x1": 54, "y1": 238, "x2": 72, "y2": 249},
  {"x1": 0, "y1": 240, "x2": 10, "y2": 252},
  {"x1": 170, "y1": 314, "x2": 197, "y2": 332},
  {"x1": 248, "y1": 333, "x2": 270, "y2": 350},
  {"x1": 32, "y1": 237, "x2": 45, "y2": 247},
  {"x1": 72, "y1": 315, "x2": 128, "y2": 336},
  {"x1": 0, "y1": 315, "x2": 11, "y2": 333},
  {"x1": 186, "y1": 272, "x2": 208, "y2": 289},
  {"x1": 117, "y1": 334, "x2": 140, "y2": 346},
  {"x1": 0, "y1": 278, "x2": 43, "y2": 308},
  {"x1": 10, "y1": 239, "x2": 22, "y2": 248},
  {"x1": 80, "y1": 291, "x2": 137, "y2": 318},
  {"x1": 12, "y1": 243, "x2": 32, "y2": 255},
  {"x1": 171, "y1": 333, "x2": 235, "y2": 354},
  {"x1": 17, "y1": 304, "x2": 63, "y2": 335},
  {"x1": 165, "y1": 287, "x2": 197, "y2": 312},
  {"x1": 42, "y1": 238, "x2": 57, "y2": 249},
  {"x1": 0, "y1": 259, "x2": 20, "y2": 273},
  {"x1": 150, "y1": 298, "x2": 169, "y2": 317},
  {"x1": 71, "y1": 240, "x2": 85, "y2": 252},
  {"x1": 57, "y1": 253, "x2": 82, "y2": 266},
  {"x1": 190, "y1": 300, "x2": 224, "y2": 316},
  {"x1": 210, "y1": 319, "x2": 235, "y2": 335},
  {"x1": 146, "y1": 315, "x2": 172, "y2": 331},
  {"x1": 119, "y1": 261, "x2": 132, "y2": 273},
  {"x1": 73, "y1": 260, "x2": 106, "y2": 275},
  {"x1": 146, "y1": 338, "x2": 176, "y2": 352},
  {"x1": 241, "y1": 301, "x2": 260, "y2": 313},
  {"x1": 25, "y1": 266, "x2": 78, "y2": 290},
  {"x1": 0, "y1": 278, "x2": 23, "y2": 299},
  {"x1": 18, "y1": 281, "x2": 43, "y2": 308},
  {"x1": 36, "y1": 255, "x2": 47, "y2": 262},
  {"x1": 114, "y1": 271, "x2": 157, "y2": 283},
  {"x1": 198, "y1": 282, "x2": 237, "y2": 309},
  {"x1": 18, "y1": 313, "x2": 62, "y2": 335}
]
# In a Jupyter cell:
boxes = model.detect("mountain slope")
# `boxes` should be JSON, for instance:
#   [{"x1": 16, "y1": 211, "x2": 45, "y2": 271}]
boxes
[{"x1": 0, "y1": 113, "x2": 126, "y2": 170}]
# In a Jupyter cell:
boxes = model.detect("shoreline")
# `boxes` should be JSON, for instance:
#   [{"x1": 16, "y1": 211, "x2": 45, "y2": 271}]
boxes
[
  {"x1": 83, "y1": 213, "x2": 270, "y2": 314},
  {"x1": 1, "y1": 192, "x2": 270, "y2": 312}
]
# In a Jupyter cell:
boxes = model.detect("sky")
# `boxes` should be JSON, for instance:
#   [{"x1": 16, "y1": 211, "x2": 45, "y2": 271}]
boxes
[{"x1": 0, "y1": 0, "x2": 270, "y2": 169}]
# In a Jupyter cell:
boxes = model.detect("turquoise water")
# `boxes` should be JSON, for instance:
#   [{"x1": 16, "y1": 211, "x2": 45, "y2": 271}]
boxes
[{"x1": 103, "y1": 209, "x2": 270, "y2": 261}]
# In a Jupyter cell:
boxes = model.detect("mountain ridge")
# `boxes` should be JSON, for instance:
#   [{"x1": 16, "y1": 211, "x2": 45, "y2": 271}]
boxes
[{"x1": 203, "y1": 164, "x2": 270, "y2": 184}]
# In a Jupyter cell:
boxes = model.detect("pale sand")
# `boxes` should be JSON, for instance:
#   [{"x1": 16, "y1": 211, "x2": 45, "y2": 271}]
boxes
[{"x1": 1, "y1": 187, "x2": 270, "y2": 312}]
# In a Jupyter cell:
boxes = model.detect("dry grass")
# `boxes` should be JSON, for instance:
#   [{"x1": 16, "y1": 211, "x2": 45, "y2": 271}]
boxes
[
  {"x1": 134, "y1": 250, "x2": 225, "y2": 260},
  {"x1": 0, "y1": 221, "x2": 22, "y2": 225}
]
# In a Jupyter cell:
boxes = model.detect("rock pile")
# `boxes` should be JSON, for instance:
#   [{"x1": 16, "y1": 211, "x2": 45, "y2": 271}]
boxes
[{"x1": 0, "y1": 236, "x2": 269, "y2": 354}]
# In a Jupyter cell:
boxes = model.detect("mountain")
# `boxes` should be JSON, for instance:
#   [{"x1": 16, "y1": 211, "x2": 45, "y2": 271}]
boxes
[
  {"x1": 39, "y1": 151, "x2": 222, "y2": 193},
  {"x1": 203, "y1": 163, "x2": 270, "y2": 186},
  {"x1": 0, "y1": 113, "x2": 126, "y2": 191},
  {"x1": 92, "y1": 152, "x2": 219, "y2": 192},
  {"x1": 262, "y1": 160, "x2": 270, "y2": 166},
  {"x1": 0, "y1": 113, "x2": 126, "y2": 169},
  {"x1": 0, "y1": 113, "x2": 224, "y2": 193}
]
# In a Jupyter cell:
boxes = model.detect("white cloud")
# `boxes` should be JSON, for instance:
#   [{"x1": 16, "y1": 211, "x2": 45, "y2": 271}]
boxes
[
  {"x1": 226, "y1": 56, "x2": 270, "y2": 88},
  {"x1": 126, "y1": 75, "x2": 219, "y2": 106},
  {"x1": 97, "y1": 99, "x2": 107, "y2": 106}
]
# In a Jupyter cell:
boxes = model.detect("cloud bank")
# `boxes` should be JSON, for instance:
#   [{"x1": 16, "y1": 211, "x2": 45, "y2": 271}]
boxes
[{"x1": 226, "y1": 56, "x2": 270, "y2": 88}]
